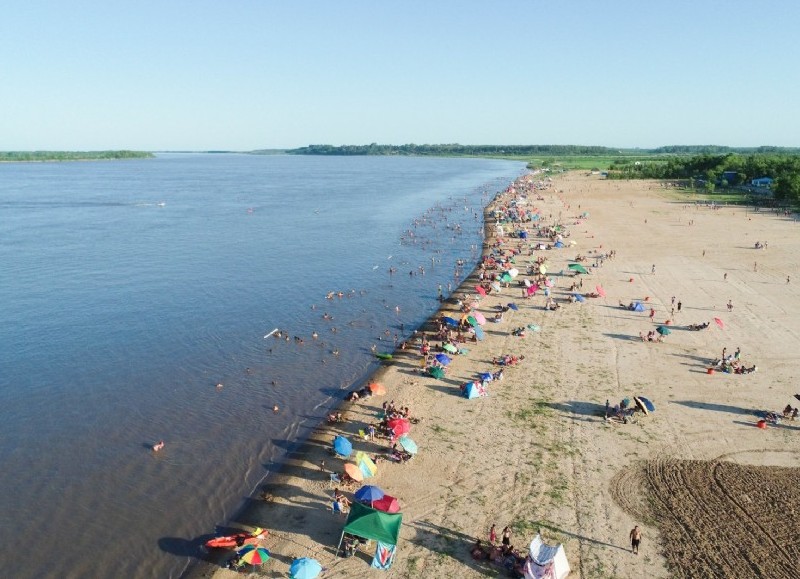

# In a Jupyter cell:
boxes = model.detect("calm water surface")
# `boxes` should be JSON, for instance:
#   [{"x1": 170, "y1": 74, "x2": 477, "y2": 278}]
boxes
[{"x1": 0, "y1": 154, "x2": 524, "y2": 577}]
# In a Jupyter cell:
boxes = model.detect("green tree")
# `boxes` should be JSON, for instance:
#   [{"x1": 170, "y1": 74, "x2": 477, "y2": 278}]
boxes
[{"x1": 774, "y1": 174, "x2": 800, "y2": 204}]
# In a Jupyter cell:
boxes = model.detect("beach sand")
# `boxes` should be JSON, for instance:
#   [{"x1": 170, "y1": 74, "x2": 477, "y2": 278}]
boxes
[{"x1": 189, "y1": 172, "x2": 800, "y2": 578}]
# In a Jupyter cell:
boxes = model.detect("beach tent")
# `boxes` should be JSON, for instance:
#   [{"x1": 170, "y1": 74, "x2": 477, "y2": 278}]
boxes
[
  {"x1": 337, "y1": 502, "x2": 403, "y2": 555},
  {"x1": 632, "y1": 302, "x2": 645, "y2": 312},
  {"x1": 463, "y1": 381, "x2": 487, "y2": 399},
  {"x1": 524, "y1": 534, "x2": 570, "y2": 579}
]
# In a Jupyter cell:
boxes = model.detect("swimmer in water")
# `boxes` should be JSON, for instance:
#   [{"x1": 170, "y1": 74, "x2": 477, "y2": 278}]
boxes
[{"x1": 152, "y1": 441, "x2": 165, "y2": 452}]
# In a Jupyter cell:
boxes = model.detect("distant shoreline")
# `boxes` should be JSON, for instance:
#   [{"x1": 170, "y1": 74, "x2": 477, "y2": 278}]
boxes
[{"x1": 0, "y1": 151, "x2": 154, "y2": 163}]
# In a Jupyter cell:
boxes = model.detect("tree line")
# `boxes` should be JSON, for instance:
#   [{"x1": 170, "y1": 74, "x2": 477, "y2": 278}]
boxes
[
  {"x1": 286, "y1": 144, "x2": 622, "y2": 156},
  {"x1": 0, "y1": 150, "x2": 154, "y2": 162},
  {"x1": 607, "y1": 153, "x2": 800, "y2": 204}
]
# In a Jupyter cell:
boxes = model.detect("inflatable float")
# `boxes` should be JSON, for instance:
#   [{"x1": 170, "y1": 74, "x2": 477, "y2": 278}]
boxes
[{"x1": 205, "y1": 527, "x2": 268, "y2": 549}]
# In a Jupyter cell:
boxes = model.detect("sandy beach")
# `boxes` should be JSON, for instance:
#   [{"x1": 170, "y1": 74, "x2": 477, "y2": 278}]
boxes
[{"x1": 189, "y1": 172, "x2": 800, "y2": 578}]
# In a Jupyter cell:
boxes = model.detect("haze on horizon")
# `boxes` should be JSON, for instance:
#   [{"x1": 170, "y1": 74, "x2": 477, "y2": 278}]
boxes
[{"x1": 3, "y1": 1, "x2": 799, "y2": 151}]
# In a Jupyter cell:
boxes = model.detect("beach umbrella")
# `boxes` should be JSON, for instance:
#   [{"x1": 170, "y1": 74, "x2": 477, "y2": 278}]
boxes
[
  {"x1": 656, "y1": 325, "x2": 671, "y2": 336},
  {"x1": 237, "y1": 545, "x2": 270, "y2": 566},
  {"x1": 524, "y1": 278, "x2": 532, "y2": 287},
  {"x1": 714, "y1": 317, "x2": 724, "y2": 329},
  {"x1": 568, "y1": 263, "x2": 589, "y2": 274},
  {"x1": 473, "y1": 311, "x2": 487, "y2": 325},
  {"x1": 490, "y1": 282, "x2": 502, "y2": 292},
  {"x1": 442, "y1": 343, "x2": 458, "y2": 354},
  {"x1": 637, "y1": 396, "x2": 655, "y2": 413},
  {"x1": 508, "y1": 268, "x2": 520, "y2": 278},
  {"x1": 290, "y1": 557, "x2": 322, "y2": 579},
  {"x1": 595, "y1": 285, "x2": 606, "y2": 297},
  {"x1": 354, "y1": 485, "x2": 385, "y2": 504},
  {"x1": 372, "y1": 495, "x2": 401, "y2": 514},
  {"x1": 526, "y1": 285, "x2": 536, "y2": 296},
  {"x1": 475, "y1": 285, "x2": 487, "y2": 296},
  {"x1": 398, "y1": 435, "x2": 418, "y2": 454},
  {"x1": 473, "y1": 326, "x2": 485, "y2": 341},
  {"x1": 539, "y1": 265, "x2": 547, "y2": 274},
  {"x1": 343, "y1": 462, "x2": 364, "y2": 482},
  {"x1": 527, "y1": 324, "x2": 541, "y2": 332},
  {"x1": 544, "y1": 279, "x2": 554, "y2": 288},
  {"x1": 427, "y1": 366, "x2": 445, "y2": 379},
  {"x1": 466, "y1": 315, "x2": 479, "y2": 327},
  {"x1": 794, "y1": 394, "x2": 800, "y2": 402},
  {"x1": 435, "y1": 353, "x2": 451, "y2": 366},
  {"x1": 387, "y1": 417, "x2": 411, "y2": 436},
  {"x1": 442, "y1": 316, "x2": 459, "y2": 327},
  {"x1": 355, "y1": 451, "x2": 378, "y2": 478},
  {"x1": 368, "y1": 382, "x2": 386, "y2": 395},
  {"x1": 633, "y1": 396, "x2": 652, "y2": 416},
  {"x1": 500, "y1": 273, "x2": 512, "y2": 283},
  {"x1": 507, "y1": 303, "x2": 519, "y2": 311},
  {"x1": 333, "y1": 435, "x2": 352, "y2": 457},
  {"x1": 479, "y1": 372, "x2": 493, "y2": 382},
  {"x1": 572, "y1": 293, "x2": 585, "y2": 302}
]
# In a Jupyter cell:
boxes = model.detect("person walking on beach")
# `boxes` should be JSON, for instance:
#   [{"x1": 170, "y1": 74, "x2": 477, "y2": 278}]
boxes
[
  {"x1": 727, "y1": 300, "x2": 733, "y2": 311},
  {"x1": 501, "y1": 526, "x2": 512, "y2": 547},
  {"x1": 629, "y1": 525, "x2": 642, "y2": 555},
  {"x1": 724, "y1": 272, "x2": 728, "y2": 281},
  {"x1": 754, "y1": 261, "x2": 758, "y2": 272},
  {"x1": 651, "y1": 264, "x2": 656, "y2": 275},
  {"x1": 677, "y1": 300, "x2": 682, "y2": 313},
  {"x1": 489, "y1": 524, "x2": 497, "y2": 544},
  {"x1": 649, "y1": 308, "x2": 655, "y2": 321}
]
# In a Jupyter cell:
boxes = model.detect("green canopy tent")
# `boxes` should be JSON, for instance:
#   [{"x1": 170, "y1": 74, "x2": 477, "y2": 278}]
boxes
[{"x1": 336, "y1": 502, "x2": 403, "y2": 556}]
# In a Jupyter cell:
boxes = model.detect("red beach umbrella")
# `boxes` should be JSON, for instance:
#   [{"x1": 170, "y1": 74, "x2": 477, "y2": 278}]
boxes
[
  {"x1": 475, "y1": 285, "x2": 487, "y2": 296},
  {"x1": 373, "y1": 495, "x2": 401, "y2": 513},
  {"x1": 714, "y1": 317, "x2": 724, "y2": 329},
  {"x1": 386, "y1": 418, "x2": 411, "y2": 436},
  {"x1": 595, "y1": 285, "x2": 606, "y2": 297}
]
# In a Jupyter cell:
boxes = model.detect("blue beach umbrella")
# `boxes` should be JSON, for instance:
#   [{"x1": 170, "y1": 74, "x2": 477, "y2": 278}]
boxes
[
  {"x1": 442, "y1": 316, "x2": 459, "y2": 327},
  {"x1": 507, "y1": 303, "x2": 519, "y2": 311},
  {"x1": 434, "y1": 353, "x2": 451, "y2": 366},
  {"x1": 354, "y1": 484, "x2": 385, "y2": 503},
  {"x1": 333, "y1": 435, "x2": 352, "y2": 457},
  {"x1": 479, "y1": 372, "x2": 493, "y2": 382},
  {"x1": 290, "y1": 557, "x2": 323, "y2": 579},
  {"x1": 572, "y1": 293, "x2": 585, "y2": 302},
  {"x1": 636, "y1": 396, "x2": 655, "y2": 412},
  {"x1": 473, "y1": 326, "x2": 485, "y2": 341}
]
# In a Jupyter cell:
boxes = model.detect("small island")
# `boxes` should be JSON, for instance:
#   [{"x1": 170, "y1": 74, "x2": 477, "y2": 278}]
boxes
[{"x1": 0, "y1": 150, "x2": 154, "y2": 162}]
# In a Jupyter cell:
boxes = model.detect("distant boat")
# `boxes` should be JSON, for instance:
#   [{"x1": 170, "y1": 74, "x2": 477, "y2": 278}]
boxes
[{"x1": 157, "y1": 202, "x2": 166, "y2": 207}]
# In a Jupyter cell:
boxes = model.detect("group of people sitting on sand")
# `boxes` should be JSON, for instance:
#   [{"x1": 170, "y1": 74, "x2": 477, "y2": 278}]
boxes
[
  {"x1": 545, "y1": 298, "x2": 561, "y2": 310},
  {"x1": 639, "y1": 330, "x2": 663, "y2": 343},
  {"x1": 470, "y1": 540, "x2": 527, "y2": 577},
  {"x1": 782, "y1": 404, "x2": 799, "y2": 420},
  {"x1": 492, "y1": 354, "x2": 524, "y2": 366},
  {"x1": 709, "y1": 356, "x2": 757, "y2": 374},
  {"x1": 688, "y1": 321, "x2": 710, "y2": 331}
]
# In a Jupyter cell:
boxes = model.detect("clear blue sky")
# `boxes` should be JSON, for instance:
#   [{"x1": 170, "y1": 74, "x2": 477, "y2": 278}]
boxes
[{"x1": 2, "y1": 0, "x2": 798, "y2": 150}]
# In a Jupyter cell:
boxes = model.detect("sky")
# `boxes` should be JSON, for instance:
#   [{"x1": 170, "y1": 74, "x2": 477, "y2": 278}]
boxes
[{"x1": 2, "y1": 0, "x2": 799, "y2": 150}]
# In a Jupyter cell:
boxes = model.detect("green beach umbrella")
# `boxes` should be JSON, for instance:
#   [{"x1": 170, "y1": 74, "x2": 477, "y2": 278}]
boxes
[
  {"x1": 568, "y1": 263, "x2": 589, "y2": 274},
  {"x1": 466, "y1": 316, "x2": 479, "y2": 327},
  {"x1": 427, "y1": 366, "x2": 445, "y2": 379},
  {"x1": 442, "y1": 343, "x2": 458, "y2": 354},
  {"x1": 656, "y1": 325, "x2": 671, "y2": 336}
]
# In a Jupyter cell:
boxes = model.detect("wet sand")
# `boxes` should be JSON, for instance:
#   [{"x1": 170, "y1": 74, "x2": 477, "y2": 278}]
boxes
[{"x1": 189, "y1": 172, "x2": 800, "y2": 578}]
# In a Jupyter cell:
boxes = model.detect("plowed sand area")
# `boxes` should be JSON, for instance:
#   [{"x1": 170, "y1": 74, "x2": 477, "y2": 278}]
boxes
[{"x1": 199, "y1": 173, "x2": 800, "y2": 579}]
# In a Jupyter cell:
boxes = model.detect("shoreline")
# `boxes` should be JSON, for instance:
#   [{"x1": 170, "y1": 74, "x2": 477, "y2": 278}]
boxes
[
  {"x1": 185, "y1": 172, "x2": 800, "y2": 578},
  {"x1": 182, "y1": 177, "x2": 516, "y2": 577}
]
